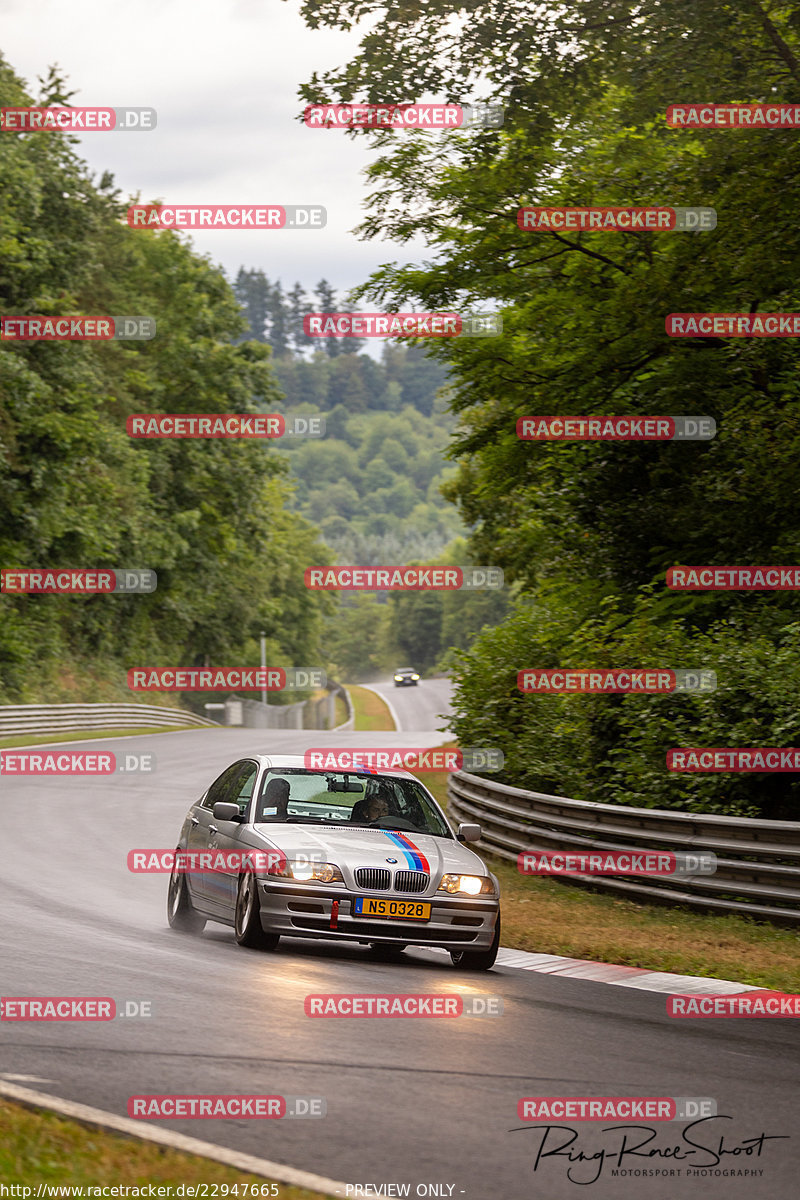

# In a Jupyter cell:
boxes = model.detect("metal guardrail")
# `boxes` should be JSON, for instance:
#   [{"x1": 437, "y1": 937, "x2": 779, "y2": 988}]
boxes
[
  {"x1": 216, "y1": 680, "x2": 353, "y2": 731},
  {"x1": 448, "y1": 769, "x2": 800, "y2": 925},
  {"x1": 0, "y1": 703, "x2": 218, "y2": 738}
]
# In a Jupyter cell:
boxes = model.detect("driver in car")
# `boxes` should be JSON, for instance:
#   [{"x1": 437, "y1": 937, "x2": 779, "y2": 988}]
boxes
[
  {"x1": 364, "y1": 792, "x2": 389, "y2": 821},
  {"x1": 257, "y1": 776, "x2": 291, "y2": 821},
  {"x1": 350, "y1": 788, "x2": 391, "y2": 823}
]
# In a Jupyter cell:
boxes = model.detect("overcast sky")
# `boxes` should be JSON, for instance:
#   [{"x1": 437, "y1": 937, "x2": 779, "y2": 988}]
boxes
[{"x1": 1, "y1": 0, "x2": 431, "y2": 301}]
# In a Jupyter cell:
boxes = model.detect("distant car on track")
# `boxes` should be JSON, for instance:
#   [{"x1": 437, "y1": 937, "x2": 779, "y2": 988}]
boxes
[
  {"x1": 167, "y1": 754, "x2": 500, "y2": 969},
  {"x1": 393, "y1": 667, "x2": 420, "y2": 687}
]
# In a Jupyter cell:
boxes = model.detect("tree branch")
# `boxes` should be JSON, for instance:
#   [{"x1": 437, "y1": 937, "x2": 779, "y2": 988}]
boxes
[
  {"x1": 746, "y1": 1, "x2": 800, "y2": 85},
  {"x1": 548, "y1": 231, "x2": 630, "y2": 274}
]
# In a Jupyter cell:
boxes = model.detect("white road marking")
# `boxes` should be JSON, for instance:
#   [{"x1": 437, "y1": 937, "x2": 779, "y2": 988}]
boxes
[
  {"x1": 0, "y1": 1080, "x2": 349, "y2": 1196},
  {"x1": 495, "y1": 947, "x2": 766, "y2": 994},
  {"x1": 0, "y1": 1073, "x2": 54, "y2": 1083}
]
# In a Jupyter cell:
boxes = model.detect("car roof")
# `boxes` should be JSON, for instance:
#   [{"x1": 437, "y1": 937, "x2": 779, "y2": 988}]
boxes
[{"x1": 243, "y1": 753, "x2": 417, "y2": 781}]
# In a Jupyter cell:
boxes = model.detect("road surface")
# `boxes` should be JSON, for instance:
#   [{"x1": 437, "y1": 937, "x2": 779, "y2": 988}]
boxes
[
  {"x1": 361, "y1": 676, "x2": 454, "y2": 733},
  {"x1": 1, "y1": 726, "x2": 797, "y2": 1199}
]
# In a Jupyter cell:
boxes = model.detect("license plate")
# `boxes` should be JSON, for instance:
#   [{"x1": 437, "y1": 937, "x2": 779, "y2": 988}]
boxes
[{"x1": 352, "y1": 897, "x2": 431, "y2": 921}]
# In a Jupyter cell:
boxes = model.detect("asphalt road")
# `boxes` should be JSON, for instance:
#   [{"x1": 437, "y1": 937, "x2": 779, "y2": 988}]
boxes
[
  {"x1": 1, "y1": 725, "x2": 798, "y2": 1199},
  {"x1": 361, "y1": 676, "x2": 454, "y2": 733}
]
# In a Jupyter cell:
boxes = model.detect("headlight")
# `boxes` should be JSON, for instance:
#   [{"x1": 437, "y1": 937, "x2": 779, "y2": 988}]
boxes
[
  {"x1": 394, "y1": 675, "x2": 403, "y2": 681},
  {"x1": 271, "y1": 860, "x2": 344, "y2": 884},
  {"x1": 412, "y1": 674, "x2": 420, "y2": 680},
  {"x1": 437, "y1": 874, "x2": 496, "y2": 896}
]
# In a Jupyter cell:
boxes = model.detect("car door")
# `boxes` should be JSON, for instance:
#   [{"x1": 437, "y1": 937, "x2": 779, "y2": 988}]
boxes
[
  {"x1": 186, "y1": 762, "x2": 245, "y2": 905},
  {"x1": 204, "y1": 759, "x2": 260, "y2": 913}
]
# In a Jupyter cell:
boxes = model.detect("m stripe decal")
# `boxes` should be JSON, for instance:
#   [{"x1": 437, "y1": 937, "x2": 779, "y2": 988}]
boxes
[{"x1": 383, "y1": 830, "x2": 430, "y2": 873}]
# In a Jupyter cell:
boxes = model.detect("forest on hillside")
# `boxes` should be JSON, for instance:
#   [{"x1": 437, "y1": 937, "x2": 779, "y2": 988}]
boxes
[{"x1": 0, "y1": 60, "x2": 333, "y2": 704}]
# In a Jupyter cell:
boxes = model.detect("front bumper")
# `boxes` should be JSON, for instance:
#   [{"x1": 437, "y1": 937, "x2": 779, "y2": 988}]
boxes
[
  {"x1": 394, "y1": 678, "x2": 418, "y2": 686},
  {"x1": 258, "y1": 882, "x2": 498, "y2": 949}
]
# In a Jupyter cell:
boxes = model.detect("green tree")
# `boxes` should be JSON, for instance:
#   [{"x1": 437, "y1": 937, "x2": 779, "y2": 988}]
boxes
[
  {"x1": 388, "y1": 590, "x2": 443, "y2": 673},
  {"x1": 322, "y1": 594, "x2": 392, "y2": 681},
  {"x1": 293, "y1": 0, "x2": 800, "y2": 817},
  {"x1": 314, "y1": 278, "x2": 341, "y2": 357},
  {"x1": 0, "y1": 54, "x2": 332, "y2": 703},
  {"x1": 233, "y1": 268, "x2": 269, "y2": 342},
  {"x1": 287, "y1": 281, "x2": 314, "y2": 355},
  {"x1": 267, "y1": 280, "x2": 290, "y2": 357}
]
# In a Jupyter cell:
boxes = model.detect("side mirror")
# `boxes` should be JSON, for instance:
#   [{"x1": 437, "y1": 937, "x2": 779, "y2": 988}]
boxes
[
  {"x1": 213, "y1": 801, "x2": 242, "y2": 822},
  {"x1": 457, "y1": 822, "x2": 481, "y2": 843}
]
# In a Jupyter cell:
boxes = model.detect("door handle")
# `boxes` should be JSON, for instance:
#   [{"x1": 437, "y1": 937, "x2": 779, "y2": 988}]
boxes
[
  {"x1": 190, "y1": 817, "x2": 199, "y2": 826},
  {"x1": 208, "y1": 825, "x2": 218, "y2": 835}
]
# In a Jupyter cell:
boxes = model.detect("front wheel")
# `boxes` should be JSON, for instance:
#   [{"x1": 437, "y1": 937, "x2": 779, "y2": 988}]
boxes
[
  {"x1": 234, "y1": 873, "x2": 279, "y2": 950},
  {"x1": 167, "y1": 860, "x2": 205, "y2": 934},
  {"x1": 450, "y1": 913, "x2": 500, "y2": 971}
]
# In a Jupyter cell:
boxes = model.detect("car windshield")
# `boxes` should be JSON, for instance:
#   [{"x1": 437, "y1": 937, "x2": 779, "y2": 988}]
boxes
[{"x1": 252, "y1": 769, "x2": 451, "y2": 837}]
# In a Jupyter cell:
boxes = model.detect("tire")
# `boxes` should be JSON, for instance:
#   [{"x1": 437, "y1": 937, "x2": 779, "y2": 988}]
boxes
[
  {"x1": 234, "y1": 872, "x2": 279, "y2": 950},
  {"x1": 167, "y1": 859, "x2": 206, "y2": 934},
  {"x1": 450, "y1": 913, "x2": 500, "y2": 971}
]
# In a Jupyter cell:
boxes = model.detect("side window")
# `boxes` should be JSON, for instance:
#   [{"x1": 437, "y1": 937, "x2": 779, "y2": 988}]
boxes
[
  {"x1": 229, "y1": 762, "x2": 258, "y2": 811},
  {"x1": 202, "y1": 763, "x2": 244, "y2": 809}
]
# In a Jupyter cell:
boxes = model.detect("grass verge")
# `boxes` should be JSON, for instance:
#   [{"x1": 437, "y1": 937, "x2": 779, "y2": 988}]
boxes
[
  {"x1": 332, "y1": 693, "x2": 349, "y2": 728},
  {"x1": 0, "y1": 726, "x2": 215, "y2": 750},
  {"x1": 424, "y1": 748, "x2": 800, "y2": 992},
  {"x1": 0, "y1": 1098, "x2": 333, "y2": 1198},
  {"x1": 348, "y1": 686, "x2": 395, "y2": 732}
]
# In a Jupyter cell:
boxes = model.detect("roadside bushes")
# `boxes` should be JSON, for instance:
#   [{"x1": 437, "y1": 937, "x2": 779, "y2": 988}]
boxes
[{"x1": 449, "y1": 593, "x2": 800, "y2": 819}]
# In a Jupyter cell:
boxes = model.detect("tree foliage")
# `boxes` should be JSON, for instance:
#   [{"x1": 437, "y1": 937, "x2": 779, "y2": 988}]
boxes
[
  {"x1": 294, "y1": 0, "x2": 800, "y2": 813},
  {"x1": 0, "y1": 55, "x2": 332, "y2": 704}
]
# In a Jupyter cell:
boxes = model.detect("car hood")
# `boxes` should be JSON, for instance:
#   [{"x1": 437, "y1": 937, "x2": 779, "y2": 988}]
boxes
[{"x1": 249, "y1": 824, "x2": 487, "y2": 877}]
